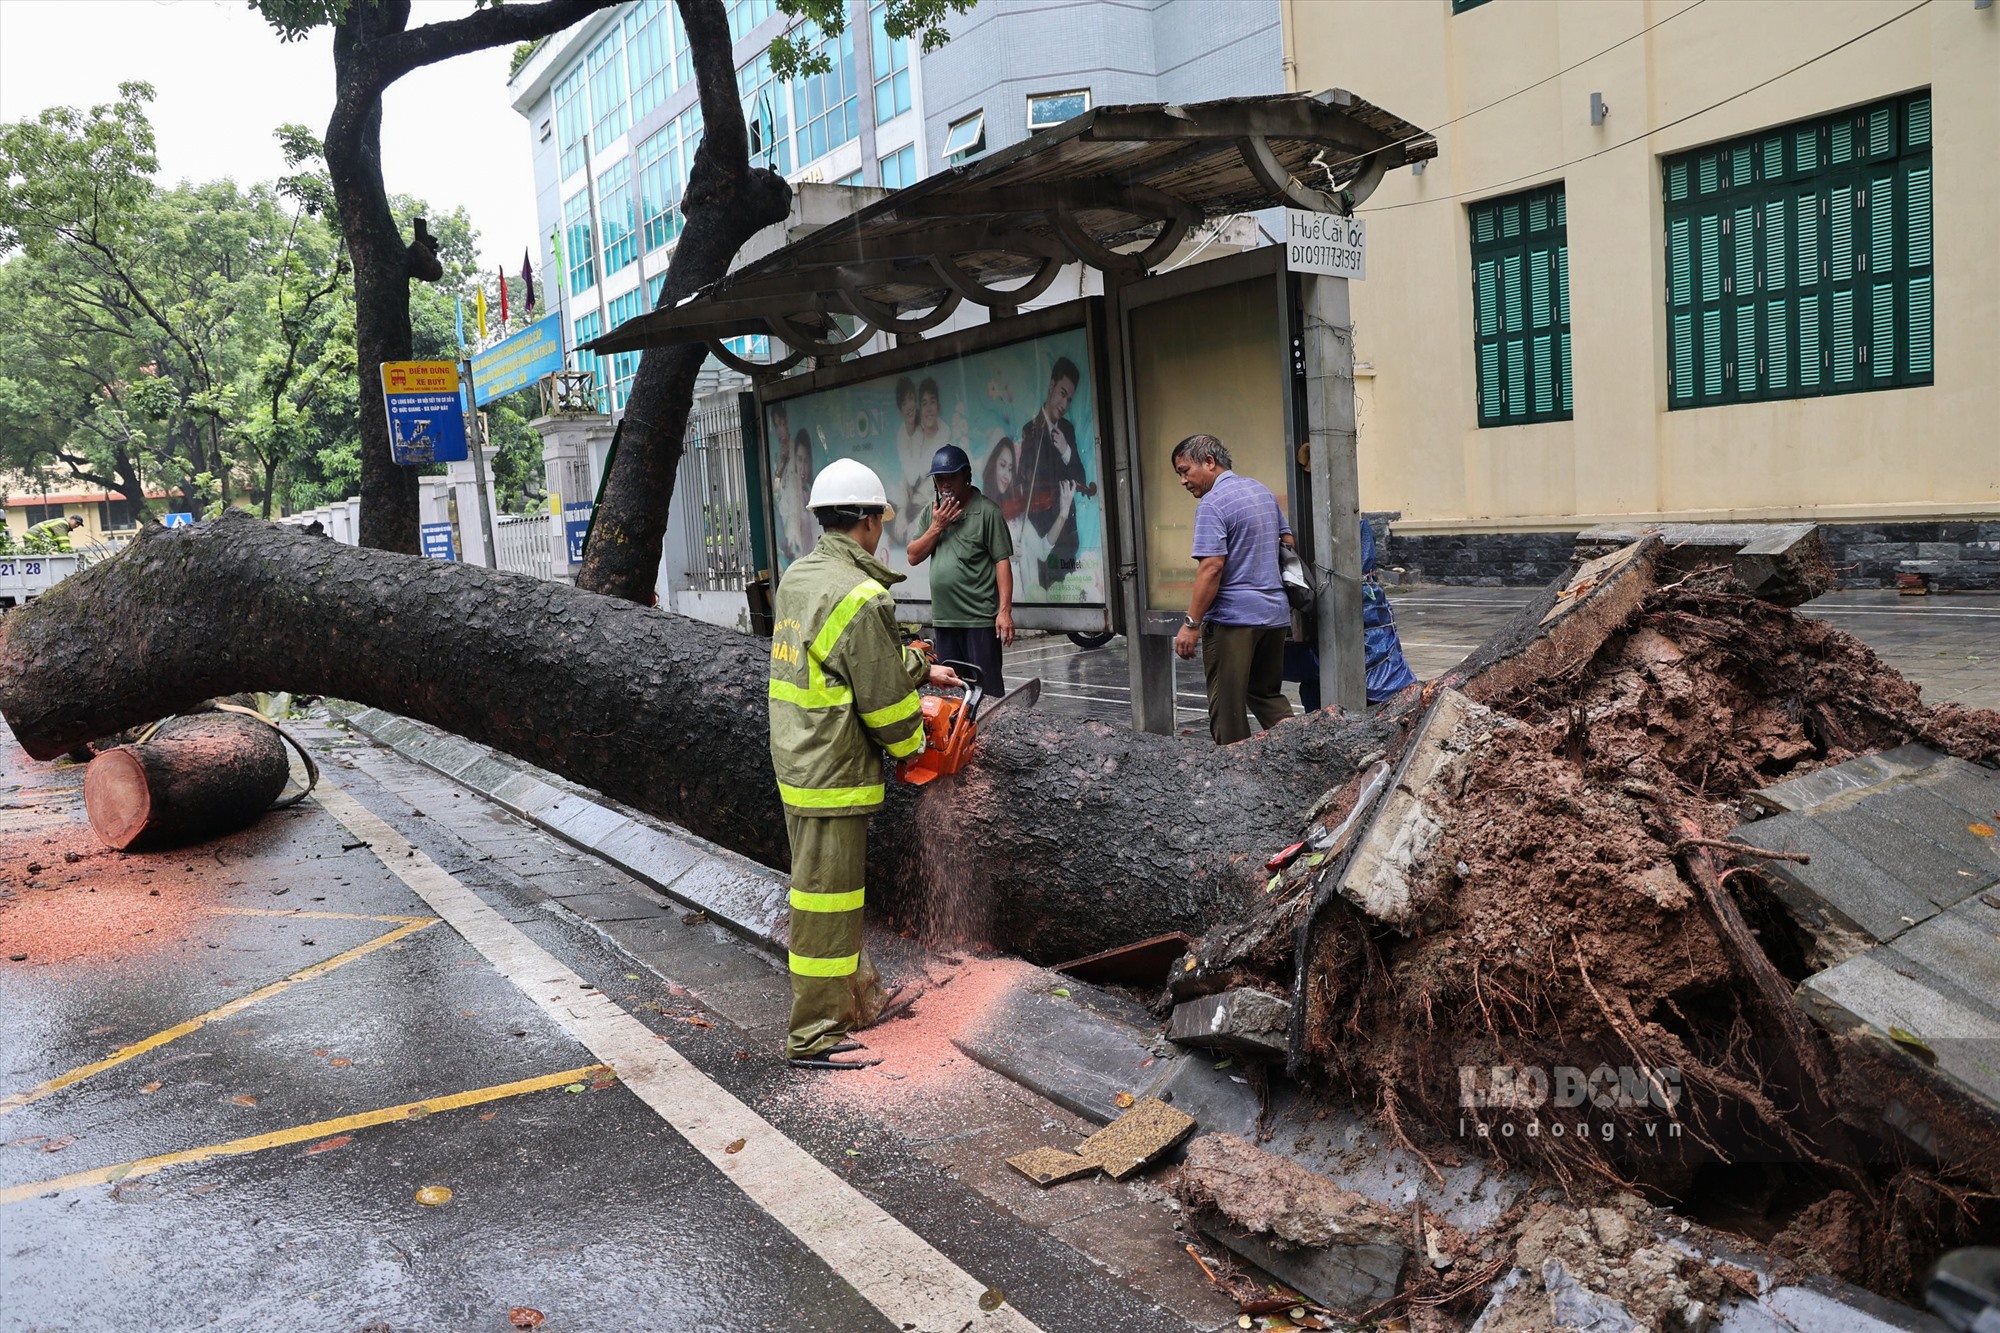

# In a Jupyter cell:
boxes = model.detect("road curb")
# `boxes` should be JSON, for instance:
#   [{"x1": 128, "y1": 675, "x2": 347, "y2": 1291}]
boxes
[{"x1": 326, "y1": 702, "x2": 789, "y2": 958}]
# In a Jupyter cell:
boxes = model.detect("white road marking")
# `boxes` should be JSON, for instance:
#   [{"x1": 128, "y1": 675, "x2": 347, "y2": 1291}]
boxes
[{"x1": 313, "y1": 782, "x2": 1037, "y2": 1333}]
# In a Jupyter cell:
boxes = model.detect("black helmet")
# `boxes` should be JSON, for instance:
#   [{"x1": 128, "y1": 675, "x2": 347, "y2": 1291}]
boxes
[{"x1": 927, "y1": 444, "x2": 971, "y2": 477}]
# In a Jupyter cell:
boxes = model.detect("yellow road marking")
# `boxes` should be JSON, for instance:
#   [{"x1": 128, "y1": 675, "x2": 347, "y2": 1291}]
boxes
[
  {"x1": 0, "y1": 1065, "x2": 609, "y2": 1204},
  {"x1": 0, "y1": 918, "x2": 438, "y2": 1116},
  {"x1": 204, "y1": 907, "x2": 433, "y2": 923}
]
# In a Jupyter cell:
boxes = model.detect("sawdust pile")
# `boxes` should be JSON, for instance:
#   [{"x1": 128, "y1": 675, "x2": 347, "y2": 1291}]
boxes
[{"x1": 1289, "y1": 573, "x2": 2000, "y2": 1298}]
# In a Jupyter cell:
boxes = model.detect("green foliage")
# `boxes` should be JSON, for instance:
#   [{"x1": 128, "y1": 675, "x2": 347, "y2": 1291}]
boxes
[
  {"x1": 0, "y1": 84, "x2": 546, "y2": 520},
  {"x1": 768, "y1": 0, "x2": 972, "y2": 79},
  {"x1": 509, "y1": 40, "x2": 541, "y2": 79}
]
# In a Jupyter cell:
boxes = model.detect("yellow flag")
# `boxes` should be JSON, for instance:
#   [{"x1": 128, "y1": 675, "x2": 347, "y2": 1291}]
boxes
[{"x1": 475, "y1": 286, "x2": 489, "y2": 343}]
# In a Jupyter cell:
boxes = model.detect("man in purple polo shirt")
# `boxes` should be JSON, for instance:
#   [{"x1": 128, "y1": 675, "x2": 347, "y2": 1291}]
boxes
[{"x1": 1171, "y1": 434, "x2": 1297, "y2": 744}]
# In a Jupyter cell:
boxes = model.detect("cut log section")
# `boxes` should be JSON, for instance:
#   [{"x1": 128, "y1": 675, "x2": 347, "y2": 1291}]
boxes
[{"x1": 83, "y1": 711, "x2": 290, "y2": 851}]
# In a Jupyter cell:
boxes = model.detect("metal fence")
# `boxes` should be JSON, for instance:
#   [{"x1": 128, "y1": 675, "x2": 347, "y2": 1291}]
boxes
[
  {"x1": 493, "y1": 513, "x2": 554, "y2": 581},
  {"x1": 675, "y1": 390, "x2": 756, "y2": 593}
]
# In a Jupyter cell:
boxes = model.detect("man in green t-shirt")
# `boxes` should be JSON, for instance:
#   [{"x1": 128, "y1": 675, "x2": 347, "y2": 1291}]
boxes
[{"x1": 906, "y1": 444, "x2": 1014, "y2": 695}]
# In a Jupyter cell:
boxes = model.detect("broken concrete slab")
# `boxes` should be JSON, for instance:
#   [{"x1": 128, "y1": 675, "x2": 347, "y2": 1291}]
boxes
[
  {"x1": 1799, "y1": 943, "x2": 2000, "y2": 1115},
  {"x1": 954, "y1": 976, "x2": 1160, "y2": 1124},
  {"x1": 1175, "y1": 1133, "x2": 1410, "y2": 1315},
  {"x1": 1335, "y1": 687, "x2": 1497, "y2": 929},
  {"x1": 1453, "y1": 538, "x2": 1660, "y2": 706},
  {"x1": 1168, "y1": 988, "x2": 1292, "y2": 1061},
  {"x1": 1574, "y1": 521, "x2": 1831, "y2": 606},
  {"x1": 1746, "y1": 743, "x2": 1946, "y2": 815},
  {"x1": 1143, "y1": 1052, "x2": 1263, "y2": 1140},
  {"x1": 1004, "y1": 1097, "x2": 1195, "y2": 1186}
]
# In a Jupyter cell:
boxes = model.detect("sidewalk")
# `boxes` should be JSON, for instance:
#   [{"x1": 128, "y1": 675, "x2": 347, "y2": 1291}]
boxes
[{"x1": 1007, "y1": 585, "x2": 1999, "y2": 727}]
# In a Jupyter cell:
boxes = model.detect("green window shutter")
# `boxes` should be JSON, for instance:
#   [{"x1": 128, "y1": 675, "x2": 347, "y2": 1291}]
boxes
[
  {"x1": 1908, "y1": 277, "x2": 1932, "y2": 376},
  {"x1": 1672, "y1": 314, "x2": 1694, "y2": 402},
  {"x1": 1702, "y1": 310, "x2": 1724, "y2": 397},
  {"x1": 1698, "y1": 215, "x2": 1721, "y2": 301},
  {"x1": 1830, "y1": 289, "x2": 1855, "y2": 383},
  {"x1": 1763, "y1": 136, "x2": 1784, "y2": 181},
  {"x1": 1764, "y1": 199, "x2": 1787, "y2": 290},
  {"x1": 1799, "y1": 294, "x2": 1821, "y2": 388},
  {"x1": 1831, "y1": 117, "x2": 1853, "y2": 166},
  {"x1": 1908, "y1": 96, "x2": 1930, "y2": 149},
  {"x1": 1868, "y1": 107, "x2": 1892, "y2": 158},
  {"x1": 1736, "y1": 305, "x2": 1758, "y2": 395},
  {"x1": 1795, "y1": 128, "x2": 1817, "y2": 174},
  {"x1": 1871, "y1": 283, "x2": 1894, "y2": 380},
  {"x1": 1469, "y1": 182, "x2": 1571, "y2": 427},
  {"x1": 1767, "y1": 299, "x2": 1790, "y2": 391},
  {"x1": 1906, "y1": 165, "x2": 1931, "y2": 267},
  {"x1": 1797, "y1": 192, "x2": 1820, "y2": 283},
  {"x1": 1669, "y1": 218, "x2": 1692, "y2": 306},
  {"x1": 1733, "y1": 207, "x2": 1755, "y2": 294},
  {"x1": 1868, "y1": 175, "x2": 1893, "y2": 274}
]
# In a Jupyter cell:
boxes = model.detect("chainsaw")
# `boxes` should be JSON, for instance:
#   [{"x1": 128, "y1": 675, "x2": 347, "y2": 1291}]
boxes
[{"x1": 895, "y1": 662, "x2": 1040, "y2": 786}]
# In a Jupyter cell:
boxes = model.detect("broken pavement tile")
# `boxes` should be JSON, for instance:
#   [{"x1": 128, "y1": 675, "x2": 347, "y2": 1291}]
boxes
[
  {"x1": 1005, "y1": 1146, "x2": 1102, "y2": 1187},
  {"x1": 1076, "y1": 1096, "x2": 1197, "y2": 1181}
]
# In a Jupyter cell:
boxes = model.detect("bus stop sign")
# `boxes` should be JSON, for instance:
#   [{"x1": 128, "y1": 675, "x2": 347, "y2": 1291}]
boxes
[{"x1": 381, "y1": 361, "x2": 469, "y2": 465}]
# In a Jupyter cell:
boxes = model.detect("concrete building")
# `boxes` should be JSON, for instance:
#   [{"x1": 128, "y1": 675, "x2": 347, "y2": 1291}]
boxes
[
  {"x1": 1286, "y1": 0, "x2": 1998, "y2": 587},
  {"x1": 508, "y1": 0, "x2": 1282, "y2": 408}
]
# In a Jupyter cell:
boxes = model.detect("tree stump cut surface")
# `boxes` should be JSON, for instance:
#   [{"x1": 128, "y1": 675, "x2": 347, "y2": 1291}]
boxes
[{"x1": 83, "y1": 712, "x2": 289, "y2": 852}]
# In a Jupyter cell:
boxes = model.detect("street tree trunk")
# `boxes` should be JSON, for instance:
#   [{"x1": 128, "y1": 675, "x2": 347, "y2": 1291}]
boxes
[
  {"x1": 575, "y1": 0, "x2": 793, "y2": 605},
  {"x1": 0, "y1": 515, "x2": 1382, "y2": 962},
  {"x1": 301, "y1": 0, "x2": 624, "y2": 553}
]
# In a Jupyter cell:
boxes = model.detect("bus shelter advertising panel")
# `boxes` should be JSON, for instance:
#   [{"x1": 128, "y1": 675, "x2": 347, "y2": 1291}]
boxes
[{"x1": 762, "y1": 324, "x2": 1107, "y2": 611}]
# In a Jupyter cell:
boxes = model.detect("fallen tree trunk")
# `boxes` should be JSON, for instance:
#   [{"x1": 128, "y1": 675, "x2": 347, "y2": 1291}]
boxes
[
  {"x1": 84, "y1": 711, "x2": 290, "y2": 851},
  {"x1": 0, "y1": 513, "x2": 1393, "y2": 961}
]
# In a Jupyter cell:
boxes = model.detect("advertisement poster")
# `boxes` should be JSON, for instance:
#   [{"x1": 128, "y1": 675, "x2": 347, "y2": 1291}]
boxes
[{"x1": 763, "y1": 327, "x2": 1106, "y2": 607}]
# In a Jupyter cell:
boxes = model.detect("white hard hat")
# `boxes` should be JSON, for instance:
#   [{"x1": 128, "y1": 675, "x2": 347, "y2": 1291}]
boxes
[{"x1": 807, "y1": 457, "x2": 895, "y2": 519}]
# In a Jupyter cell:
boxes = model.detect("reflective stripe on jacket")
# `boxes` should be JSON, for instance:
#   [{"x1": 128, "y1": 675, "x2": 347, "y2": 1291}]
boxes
[{"x1": 768, "y1": 531, "x2": 929, "y2": 818}]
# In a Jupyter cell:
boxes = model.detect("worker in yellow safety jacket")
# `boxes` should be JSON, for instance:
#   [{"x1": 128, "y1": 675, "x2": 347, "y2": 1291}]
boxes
[
  {"x1": 24, "y1": 515, "x2": 82, "y2": 553},
  {"x1": 768, "y1": 458, "x2": 962, "y2": 1069}
]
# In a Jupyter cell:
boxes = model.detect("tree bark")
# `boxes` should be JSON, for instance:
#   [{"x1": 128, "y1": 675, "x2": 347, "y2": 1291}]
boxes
[
  {"x1": 575, "y1": 0, "x2": 793, "y2": 605},
  {"x1": 317, "y1": 0, "x2": 623, "y2": 553},
  {"x1": 84, "y1": 712, "x2": 290, "y2": 852},
  {"x1": 0, "y1": 514, "x2": 1384, "y2": 962}
]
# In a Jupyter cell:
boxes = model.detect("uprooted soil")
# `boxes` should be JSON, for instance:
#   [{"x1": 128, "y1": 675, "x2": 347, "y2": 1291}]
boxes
[{"x1": 1287, "y1": 575, "x2": 2000, "y2": 1304}]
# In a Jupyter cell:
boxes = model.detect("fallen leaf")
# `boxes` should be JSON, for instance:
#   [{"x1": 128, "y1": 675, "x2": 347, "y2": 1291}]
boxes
[
  {"x1": 844, "y1": 1148, "x2": 860, "y2": 1157},
  {"x1": 1049, "y1": 987, "x2": 1070, "y2": 1000},
  {"x1": 1213, "y1": 1058, "x2": 1234, "y2": 1070},
  {"x1": 230, "y1": 1094, "x2": 257, "y2": 1107},
  {"x1": 480, "y1": 1112, "x2": 496, "y2": 1121},
  {"x1": 41, "y1": 1135, "x2": 74, "y2": 1153},
  {"x1": 329, "y1": 1058, "x2": 352, "y2": 1068},
  {"x1": 623, "y1": 973, "x2": 640, "y2": 981},
  {"x1": 312, "y1": 1049, "x2": 329, "y2": 1058},
  {"x1": 563, "y1": 1083, "x2": 585, "y2": 1094},
  {"x1": 725, "y1": 1138, "x2": 746, "y2": 1154},
  {"x1": 674, "y1": 1013, "x2": 714, "y2": 1028},
  {"x1": 509, "y1": 1308, "x2": 545, "y2": 1329},
  {"x1": 305, "y1": 1134, "x2": 352, "y2": 1155},
  {"x1": 139, "y1": 1082, "x2": 162, "y2": 1094},
  {"x1": 1113, "y1": 1091, "x2": 1136, "y2": 1108},
  {"x1": 1971, "y1": 823, "x2": 1995, "y2": 838},
  {"x1": 415, "y1": 1185, "x2": 453, "y2": 1206},
  {"x1": 979, "y1": 1289, "x2": 1006, "y2": 1312}
]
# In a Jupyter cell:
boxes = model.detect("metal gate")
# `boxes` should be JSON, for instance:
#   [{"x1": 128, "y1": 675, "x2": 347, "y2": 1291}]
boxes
[{"x1": 675, "y1": 390, "x2": 755, "y2": 593}]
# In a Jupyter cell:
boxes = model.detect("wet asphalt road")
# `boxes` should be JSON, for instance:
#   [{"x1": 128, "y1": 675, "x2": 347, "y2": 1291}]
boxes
[{"x1": 0, "y1": 735, "x2": 1196, "y2": 1333}]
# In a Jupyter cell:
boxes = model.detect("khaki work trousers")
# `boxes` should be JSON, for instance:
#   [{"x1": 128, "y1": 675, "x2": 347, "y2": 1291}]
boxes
[
  {"x1": 784, "y1": 812, "x2": 887, "y2": 1059},
  {"x1": 1201, "y1": 622, "x2": 1293, "y2": 744}
]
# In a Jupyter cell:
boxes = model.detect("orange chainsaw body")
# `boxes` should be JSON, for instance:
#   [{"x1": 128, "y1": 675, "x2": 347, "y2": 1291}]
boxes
[{"x1": 896, "y1": 693, "x2": 978, "y2": 786}]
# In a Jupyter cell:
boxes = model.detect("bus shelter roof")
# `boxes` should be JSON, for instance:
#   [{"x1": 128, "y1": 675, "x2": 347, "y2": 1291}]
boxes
[{"x1": 584, "y1": 89, "x2": 1434, "y2": 374}]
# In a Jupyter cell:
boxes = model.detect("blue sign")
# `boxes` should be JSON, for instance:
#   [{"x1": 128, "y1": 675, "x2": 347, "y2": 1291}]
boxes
[
  {"x1": 420, "y1": 521, "x2": 457, "y2": 561},
  {"x1": 564, "y1": 501, "x2": 593, "y2": 565},
  {"x1": 381, "y1": 361, "x2": 469, "y2": 465},
  {"x1": 162, "y1": 512, "x2": 194, "y2": 528},
  {"x1": 470, "y1": 314, "x2": 566, "y2": 407}
]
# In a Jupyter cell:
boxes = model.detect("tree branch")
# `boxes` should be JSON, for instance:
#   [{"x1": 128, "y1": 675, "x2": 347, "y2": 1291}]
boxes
[{"x1": 359, "y1": 0, "x2": 622, "y2": 96}]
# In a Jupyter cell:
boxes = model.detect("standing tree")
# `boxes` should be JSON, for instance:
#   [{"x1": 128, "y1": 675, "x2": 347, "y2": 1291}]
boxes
[
  {"x1": 576, "y1": 0, "x2": 970, "y2": 603},
  {"x1": 256, "y1": 0, "x2": 626, "y2": 552}
]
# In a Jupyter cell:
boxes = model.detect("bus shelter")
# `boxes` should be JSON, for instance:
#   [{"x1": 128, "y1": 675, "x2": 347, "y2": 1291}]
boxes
[{"x1": 588, "y1": 91, "x2": 1435, "y2": 733}]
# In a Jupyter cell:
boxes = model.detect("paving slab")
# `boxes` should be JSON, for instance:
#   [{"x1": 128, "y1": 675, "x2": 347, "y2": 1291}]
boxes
[
  {"x1": 1747, "y1": 743, "x2": 1945, "y2": 814},
  {"x1": 1798, "y1": 948, "x2": 2000, "y2": 1114},
  {"x1": 1733, "y1": 811, "x2": 1944, "y2": 947},
  {"x1": 955, "y1": 980, "x2": 1160, "y2": 1125},
  {"x1": 1851, "y1": 787, "x2": 2000, "y2": 902}
]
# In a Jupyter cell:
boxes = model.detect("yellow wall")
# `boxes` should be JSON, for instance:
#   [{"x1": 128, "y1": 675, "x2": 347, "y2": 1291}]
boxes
[{"x1": 1285, "y1": 0, "x2": 1999, "y2": 533}]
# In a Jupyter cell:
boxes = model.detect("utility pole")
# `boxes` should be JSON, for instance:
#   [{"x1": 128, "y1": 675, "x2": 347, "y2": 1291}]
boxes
[
  {"x1": 460, "y1": 358, "x2": 499, "y2": 570},
  {"x1": 1301, "y1": 272, "x2": 1366, "y2": 713}
]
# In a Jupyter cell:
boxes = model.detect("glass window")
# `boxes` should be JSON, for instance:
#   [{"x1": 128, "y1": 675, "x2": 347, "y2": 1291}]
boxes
[
  {"x1": 729, "y1": 0, "x2": 775, "y2": 41},
  {"x1": 792, "y1": 22, "x2": 859, "y2": 168},
  {"x1": 625, "y1": 0, "x2": 678, "y2": 124},
  {"x1": 598, "y1": 158, "x2": 637, "y2": 276},
  {"x1": 1661, "y1": 90, "x2": 1932, "y2": 410},
  {"x1": 573, "y1": 310, "x2": 607, "y2": 412},
  {"x1": 637, "y1": 119, "x2": 684, "y2": 251},
  {"x1": 563, "y1": 189, "x2": 596, "y2": 296},
  {"x1": 834, "y1": 169, "x2": 864, "y2": 186},
  {"x1": 1468, "y1": 183, "x2": 1571, "y2": 427},
  {"x1": 738, "y1": 49, "x2": 791, "y2": 177},
  {"x1": 555, "y1": 61, "x2": 589, "y2": 179},
  {"x1": 606, "y1": 288, "x2": 647, "y2": 409},
  {"x1": 879, "y1": 143, "x2": 917, "y2": 190},
  {"x1": 1026, "y1": 89, "x2": 1089, "y2": 131},
  {"x1": 942, "y1": 111, "x2": 984, "y2": 161},
  {"x1": 587, "y1": 25, "x2": 629, "y2": 148},
  {"x1": 869, "y1": 1, "x2": 911, "y2": 124},
  {"x1": 99, "y1": 498, "x2": 142, "y2": 530}
]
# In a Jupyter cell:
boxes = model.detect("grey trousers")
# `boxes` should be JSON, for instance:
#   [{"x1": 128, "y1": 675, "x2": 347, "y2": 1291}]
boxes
[{"x1": 1201, "y1": 623, "x2": 1293, "y2": 744}]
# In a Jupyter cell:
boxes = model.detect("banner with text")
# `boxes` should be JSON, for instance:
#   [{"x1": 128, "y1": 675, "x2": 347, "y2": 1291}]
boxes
[{"x1": 470, "y1": 313, "x2": 565, "y2": 406}]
